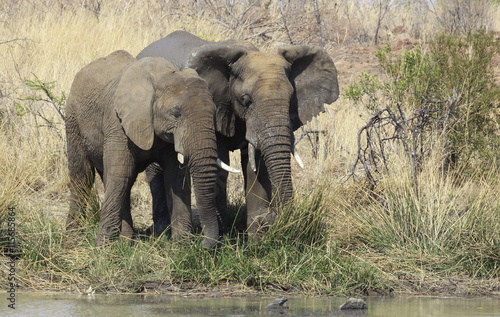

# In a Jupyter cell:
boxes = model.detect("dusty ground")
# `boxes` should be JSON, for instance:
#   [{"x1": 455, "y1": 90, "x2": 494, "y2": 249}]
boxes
[{"x1": 331, "y1": 45, "x2": 383, "y2": 87}]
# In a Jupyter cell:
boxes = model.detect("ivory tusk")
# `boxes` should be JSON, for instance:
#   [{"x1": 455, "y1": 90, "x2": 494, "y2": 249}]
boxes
[
  {"x1": 248, "y1": 143, "x2": 257, "y2": 172},
  {"x1": 217, "y1": 158, "x2": 241, "y2": 174},
  {"x1": 293, "y1": 151, "x2": 304, "y2": 169},
  {"x1": 177, "y1": 153, "x2": 184, "y2": 164}
]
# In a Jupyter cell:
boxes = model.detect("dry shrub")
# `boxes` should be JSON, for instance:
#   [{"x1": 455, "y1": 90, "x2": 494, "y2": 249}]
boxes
[
  {"x1": 0, "y1": 120, "x2": 66, "y2": 221},
  {"x1": 433, "y1": 0, "x2": 500, "y2": 36}
]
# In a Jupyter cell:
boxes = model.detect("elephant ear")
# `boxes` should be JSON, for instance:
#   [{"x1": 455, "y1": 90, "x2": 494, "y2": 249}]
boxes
[
  {"x1": 114, "y1": 61, "x2": 156, "y2": 151},
  {"x1": 278, "y1": 45, "x2": 339, "y2": 131},
  {"x1": 186, "y1": 44, "x2": 247, "y2": 137}
]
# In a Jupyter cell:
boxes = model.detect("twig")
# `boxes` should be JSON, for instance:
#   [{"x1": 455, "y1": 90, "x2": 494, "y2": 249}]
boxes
[
  {"x1": 295, "y1": 129, "x2": 326, "y2": 146},
  {"x1": 347, "y1": 100, "x2": 448, "y2": 194},
  {"x1": 22, "y1": 74, "x2": 66, "y2": 121},
  {"x1": 278, "y1": 0, "x2": 294, "y2": 44},
  {"x1": 312, "y1": 0, "x2": 324, "y2": 46},
  {"x1": 0, "y1": 38, "x2": 35, "y2": 45}
]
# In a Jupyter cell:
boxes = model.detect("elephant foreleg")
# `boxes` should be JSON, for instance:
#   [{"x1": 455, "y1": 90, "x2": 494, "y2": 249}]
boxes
[
  {"x1": 241, "y1": 148, "x2": 274, "y2": 238},
  {"x1": 215, "y1": 139, "x2": 231, "y2": 236},
  {"x1": 163, "y1": 153, "x2": 192, "y2": 242},
  {"x1": 97, "y1": 152, "x2": 136, "y2": 246},
  {"x1": 97, "y1": 176, "x2": 136, "y2": 245},
  {"x1": 146, "y1": 163, "x2": 171, "y2": 236}
]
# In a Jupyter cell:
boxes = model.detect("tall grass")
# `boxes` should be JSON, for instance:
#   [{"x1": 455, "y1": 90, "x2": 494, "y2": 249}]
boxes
[
  {"x1": 10, "y1": 187, "x2": 384, "y2": 295},
  {"x1": 368, "y1": 166, "x2": 497, "y2": 278}
]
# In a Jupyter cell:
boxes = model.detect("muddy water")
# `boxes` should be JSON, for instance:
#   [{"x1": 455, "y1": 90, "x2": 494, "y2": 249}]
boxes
[{"x1": 1, "y1": 293, "x2": 499, "y2": 316}]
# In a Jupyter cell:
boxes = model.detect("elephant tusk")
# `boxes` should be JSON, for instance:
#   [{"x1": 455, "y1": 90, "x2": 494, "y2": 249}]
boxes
[
  {"x1": 248, "y1": 143, "x2": 257, "y2": 172},
  {"x1": 177, "y1": 153, "x2": 184, "y2": 164},
  {"x1": 293, "y1": 151, "x2": 304, "y2": 169},
  {"x1": 217, "y1": 158, "x2": 241, "y2": 174}
]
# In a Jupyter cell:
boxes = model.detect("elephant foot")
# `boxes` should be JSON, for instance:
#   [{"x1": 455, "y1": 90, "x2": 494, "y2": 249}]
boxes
[
  {"x1": 201, "y1": 235, "x2": 220, "y2": 249},
  {"x1": 170, "y1": 229, "x2": 192, "y2": 243},
  {"x1": 121, "y1": 219, "x2": 134, "y2": 240},
  {"x1": 95, "y1": 235, "x2": 111, "y2": 247},
  {"x1": 65, "y1": 212, "x2": 87, "y2": 231},
  {"x1": 247, "y1": 208, "x2": 277, "y2": 240},
  {"x1": 145, "y1": 218, "x2": 171, "y2": 237},
  {"x1": 191, "y1": 208, "x2": 202, "y2": 233},
  {"x1": 96, "y1": 222, "x2": 121, "y2": 246}
]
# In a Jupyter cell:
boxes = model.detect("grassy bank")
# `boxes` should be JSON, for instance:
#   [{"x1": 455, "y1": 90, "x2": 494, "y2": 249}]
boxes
[
  {"x1": 1, "y1": 0, "x2": 499, "y2": 296},
  {"x1": 7, "y1": 189, "x2": 386, "y2": 295},
  {"x1": 3, "y1": 173, "x2": 498, "y2": 296}
]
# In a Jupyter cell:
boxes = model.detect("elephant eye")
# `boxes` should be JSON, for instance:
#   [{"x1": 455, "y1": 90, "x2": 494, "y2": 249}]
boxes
[
  {"x1": 169, "y1": 107, "x2": 182, "y2": 119},
  {"x1": 241, "y1": 94, "x2": 252, "y2": 107}
]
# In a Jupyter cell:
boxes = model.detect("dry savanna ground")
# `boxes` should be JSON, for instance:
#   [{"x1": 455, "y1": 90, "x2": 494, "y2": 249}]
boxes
[{"x1": 1, "y1": 0, "x2": 499, "y2": 296}]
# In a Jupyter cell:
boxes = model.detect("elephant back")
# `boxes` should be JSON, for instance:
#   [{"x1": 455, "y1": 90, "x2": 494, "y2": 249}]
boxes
[
  {"x1": 67, "y1": 50, "x2": 135, "y2": 115},
  {"x1": 136, "y1": 30, "x2": 209, "y2": 69}
]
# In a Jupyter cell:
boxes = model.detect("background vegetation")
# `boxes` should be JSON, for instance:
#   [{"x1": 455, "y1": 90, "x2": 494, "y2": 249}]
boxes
[{"x1": 0, "y1": 0, "x2": 499, "y2": 296}]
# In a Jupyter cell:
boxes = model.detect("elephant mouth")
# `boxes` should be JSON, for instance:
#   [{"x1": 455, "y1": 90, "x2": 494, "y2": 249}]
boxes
[
  {"x1": 247, "y1": 141, "x2": 304, "y2": 172},
  {"x1": 217, "y1": 158, "x2": 240, "y2": 173},
  {"x1": 177, "y1": 152, "x2": 240, "y2": 174}
]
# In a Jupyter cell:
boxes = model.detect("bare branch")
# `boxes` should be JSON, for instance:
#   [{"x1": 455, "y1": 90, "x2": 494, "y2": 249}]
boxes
[
  {"x1": 295, "y1": 129, "x2": 327, "y2": 146},
  {"x1": 278, "y1": 0, "x2": 294, "y2": 44},
  {"x1": 0, "y1": 38, "x2": 35, "y2": 45},
  {"x1": 347, "y1": 97, "x2": 454, "y2": 195}
]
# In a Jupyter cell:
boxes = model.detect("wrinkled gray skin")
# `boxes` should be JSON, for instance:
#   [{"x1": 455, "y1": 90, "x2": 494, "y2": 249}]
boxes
[
  {"x1": 66, "y1": 50, "x2": 220, "y2": 248},
  {"x1": 137, "y1": 30, "x2": 339, "y2": 237}
]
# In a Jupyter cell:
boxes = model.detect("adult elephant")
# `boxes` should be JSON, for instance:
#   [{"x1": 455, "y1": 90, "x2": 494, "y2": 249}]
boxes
[
  {"x1": 137, "y1": 30, "x2": 339, "y2": 237},
  {"x1": 66, "y1": 50, "x2": 231, "y2": 248}
]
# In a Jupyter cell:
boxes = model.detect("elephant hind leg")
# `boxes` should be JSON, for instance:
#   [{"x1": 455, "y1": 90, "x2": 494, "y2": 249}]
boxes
[
  {"x1": 145, "y1": 163, "x2": 171, "y2": 237},
  {"x1": 163, "y1": 153, "x2": 192, "y2": 242},
  {"x1": 67, "y1": 144, "x2": 96, "y2": 230}
]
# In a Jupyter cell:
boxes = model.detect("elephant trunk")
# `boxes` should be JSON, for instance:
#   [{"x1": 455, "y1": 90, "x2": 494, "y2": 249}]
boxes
[
  {"x1": 250, "y1": 101, "x2": 294, "y2": 207},
  {"x1": 260, "y1": 130, "x2": 293, "y2": 207},
  {"x1": 186, "y1": 126, "x2": 220, "y2": 248}
]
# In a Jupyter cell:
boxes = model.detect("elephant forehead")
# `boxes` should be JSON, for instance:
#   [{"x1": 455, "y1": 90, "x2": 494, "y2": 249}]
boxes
[
  {"x1": 157, "y1": 71, "x2": 208, "y2": 93},
  {"x1": 157, "y1": 76, "x2": 213, "y2": 109},
  {"x1": 240, "y1": 51, "x2": 290, "y2": 75}
]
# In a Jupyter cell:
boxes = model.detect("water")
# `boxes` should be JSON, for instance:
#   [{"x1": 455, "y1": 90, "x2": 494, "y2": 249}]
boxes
[{"x1": 1, "y1": 293, "x2": 499, "y2": 317}]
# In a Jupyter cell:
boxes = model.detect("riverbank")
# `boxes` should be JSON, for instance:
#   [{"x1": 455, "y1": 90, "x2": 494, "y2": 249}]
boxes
[{"x1": 1, "y1": 182, "x2": 499, "y2": 298}]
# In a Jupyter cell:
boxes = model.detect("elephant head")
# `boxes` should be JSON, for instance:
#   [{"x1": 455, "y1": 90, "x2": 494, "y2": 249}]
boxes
[
  {"x1": 185, "y1": 44, "x2": 339, "y2": 231},
  {"x1": 110, "y1": 57, "x2": 221, "y2": 247}
]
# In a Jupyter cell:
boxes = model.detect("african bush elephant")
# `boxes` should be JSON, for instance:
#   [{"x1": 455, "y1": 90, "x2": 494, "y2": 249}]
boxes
[
  {"x1": 137, "y1": 30, "x2": 339, "y2": 237},
  {"x1": 66, "y1": 49, "x2": 229, "y2": 248}
]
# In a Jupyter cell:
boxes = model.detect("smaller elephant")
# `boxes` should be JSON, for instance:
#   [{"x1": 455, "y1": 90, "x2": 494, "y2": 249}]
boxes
[{"x1": 65, "y1": 50, "x2": 232, "y2": 247}]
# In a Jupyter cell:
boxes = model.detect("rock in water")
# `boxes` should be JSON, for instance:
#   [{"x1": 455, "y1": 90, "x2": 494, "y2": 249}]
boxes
[
  {"x1": 339, "y1": 298, "x2": 367, "y2": 310},
  {"x1": 265, "y1": 296, "x2": 289, "y2": 310}
]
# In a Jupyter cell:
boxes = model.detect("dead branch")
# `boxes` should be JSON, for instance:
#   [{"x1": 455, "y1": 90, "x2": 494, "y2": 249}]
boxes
[
  {"x1": 347, "y1": 96, "x2": 453, "y2": 194},
  {"x1": 0, "y1": 38, "x2": 35, "y2": 45},
  {"x1": 295, "y1": 129, "x2": 326, "y2": 146}
]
